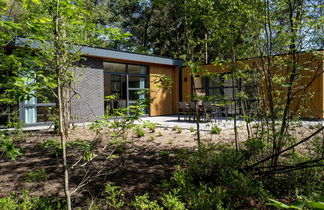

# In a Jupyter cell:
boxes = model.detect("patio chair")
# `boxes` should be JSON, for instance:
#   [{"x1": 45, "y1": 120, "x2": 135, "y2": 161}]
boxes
[
  {"x1": 219, "y1": 105, "x2": 228, "y2": 121},
  {"x1": 189, "y1": 101, "x2": 204, "y2": 121},
  {"x1": 202, "y1": 101, "x2": 219, "y2": 122},
  {"x1": 178, "y1": 101, "x2": 189, "y2": 121}
]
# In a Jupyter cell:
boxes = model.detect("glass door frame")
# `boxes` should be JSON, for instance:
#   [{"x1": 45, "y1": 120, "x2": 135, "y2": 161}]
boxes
[{"x1": 103, "y1": 61, "x2": 150, "y2": 115}]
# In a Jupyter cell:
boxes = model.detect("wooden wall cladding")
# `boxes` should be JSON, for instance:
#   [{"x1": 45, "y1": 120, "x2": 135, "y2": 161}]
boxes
[
  {"x1": 181, "y1": 68, "x2": 191, "y2": 102},
  {"x1": 149, "y1": 64, "x2": 179, "y2": 116},
  {"x1": 182, "y1": 52, "x2": 324, "y2": 118}
]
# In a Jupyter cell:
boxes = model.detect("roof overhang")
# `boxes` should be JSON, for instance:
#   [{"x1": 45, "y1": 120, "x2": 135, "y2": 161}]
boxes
[{"x1": 13, "y1": 37, "x2": 184, "y2": 67}]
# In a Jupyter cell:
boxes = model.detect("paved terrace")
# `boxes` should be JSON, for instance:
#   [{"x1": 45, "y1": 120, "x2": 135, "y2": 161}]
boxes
[
  {"x1": 1, "y1": 115, "x2": 323, "y2": 132},
  {"x1": 139, "y1": 115, "x2": 245, "y2": 131}
]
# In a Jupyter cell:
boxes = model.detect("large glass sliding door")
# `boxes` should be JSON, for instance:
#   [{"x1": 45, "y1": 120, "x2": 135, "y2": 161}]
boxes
[
  {"x1": 103, "y1": 62, "x2": 148, "y2": 114},
  {"x1": 195, "y1": 72, "x2": 258, "y2": 116}
]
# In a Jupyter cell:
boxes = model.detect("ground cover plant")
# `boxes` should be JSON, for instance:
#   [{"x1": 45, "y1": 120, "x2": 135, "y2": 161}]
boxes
[
  {"x1": 0, "y1": 124, "x2": 323, "y2": 209},
  {"x1": 1, "y1": 0, "x2": 323, "y2": 209}
]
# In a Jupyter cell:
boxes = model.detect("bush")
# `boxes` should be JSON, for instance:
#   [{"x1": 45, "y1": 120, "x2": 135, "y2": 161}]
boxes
[
  {"x1": 267, "y1": 193, "x2": 324, "y2": 210},
  {"x1": 161, "y1": 192, "x2": 186, "y2": 210},
  {"x1": 132, "y1": 194, "x2": 163, "y2": 210},
  {"x1": 210, "y1": 125, "x2": 222, "y2": 134},
  {"x1": 134, "y1": 126, "x2": 145, "y2": 138},
  {"x1": 162, "y1": 144, "x2": 268, "y2": 209},
  {"x1": 142, "y1": 121, "x2": 159, "y2": 132},
  {"x1": 0, "y1": 133, "x2": 23, "y2": 160},
  {"x1": 0, "y1": 190, "x2": 64, "y2": 210},
  {"x1": 104, "y1": 183, "x2": 125, "y2": 209},
  {"x1": 25, "y1": 168, "x2": 48, "y2": 182},
  {"x1": 243, "y1": 138, "x2": 267, "y2": 158},
  {"x1": 189, "y1": 127, "x2": 195, "y2": 133},
  {"x1": 172, "y1": 126, "x2": 183, "y2": 133},
  {"x1": 41, "y1": 138, "x2": 63, "y2": 158}
]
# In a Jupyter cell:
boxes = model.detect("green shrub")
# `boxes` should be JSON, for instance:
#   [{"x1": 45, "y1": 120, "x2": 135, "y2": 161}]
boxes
[
  {"x1": 159, "y1": 150, "x2": 171, "y2": 158},
  {"x1": 162, "y1": 144, "x2": 268, "y2": 209},
  {"x1": 157, "y1": 131, "x2": 163, "y2": 137},
  {"x1": 41, "y1": 138, "x2": 63, "y2": 158},
  {"x1": 210, "y1": 125, "x2": 222, "y2": 134},
  {"x1": 142, "y1": 121, "x2": 159, "y2": 132},
  {"x1": 132, "y1": 194, "x2": 163, "y2": 210},
  {"x1": 189, "y1": 127, "x2": 195, "y2": 133},
  {"x1": 172, "y1": 126, "x2": 183, "y2": 133},
  {"x1": 148, "y1": 135, "x2": 155, "y2": 141},
  {"x1": 243, "y1": 138, "x2": 266, "y2": 157},
  {"x1": 134, "y1": 126, "x2": 145, "y2": 138},
  {"x1": 73, "y1": 140, "x2": 97, "y2": 162},
  {"x1": 0, "y1": 190, "x2": 64, "y2": 210},
  {"x1": 104, "y1": 183, "x2": 125, "y2": 209},
  {"x1": 0, "y1": 133, "x2": 23, "y2": 160},
  {"x1": 25, "y1": 168, "x2": 48, "y2": 182},
  {"x1": 161, "y1": 192, "x2": 186, "y2": 210},
  {"x1": 267, "y1": 193, "x2": 324, "y2": 210}
]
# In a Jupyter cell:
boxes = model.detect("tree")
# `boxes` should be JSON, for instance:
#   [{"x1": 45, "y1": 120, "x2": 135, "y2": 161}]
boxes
[{"x1": 1, "y1": 0, "x2": 127, "y2": 208}]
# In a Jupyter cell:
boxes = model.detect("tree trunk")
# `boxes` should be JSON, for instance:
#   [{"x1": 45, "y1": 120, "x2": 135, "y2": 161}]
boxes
[
  {"x1": 191, "y1": 76, "x2": 201, "y2": 149},
  {"x1": 54, "y1": 0, "x2": 72, "y2": 209}
]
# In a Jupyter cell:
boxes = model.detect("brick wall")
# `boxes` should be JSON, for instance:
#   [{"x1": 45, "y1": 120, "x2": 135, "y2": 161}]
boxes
[{"x1": 71, "y1": 57, "x2": 104, "y2": 123}]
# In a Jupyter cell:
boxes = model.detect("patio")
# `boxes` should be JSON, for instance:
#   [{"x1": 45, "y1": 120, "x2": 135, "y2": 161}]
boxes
[
  {"x1": 138, "y1": 115, "x2": 245, "y2": 131},
  {"x1": 2, "y1": 115, "x2": 322, "y2": 132}
]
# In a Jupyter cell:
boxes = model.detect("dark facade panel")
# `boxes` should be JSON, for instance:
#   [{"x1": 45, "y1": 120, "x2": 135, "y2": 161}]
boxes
[{"x1": 71, "y1": 66, "x2": 105, "y2": 122}]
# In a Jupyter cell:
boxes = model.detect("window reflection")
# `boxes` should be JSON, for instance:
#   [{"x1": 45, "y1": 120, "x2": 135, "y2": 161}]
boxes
[
  {"x1": 104, "y1": 62, "x2": 126, "y2": 73},
  {"x1": 128, "y1": 65, "x2": 148, "y2": 74}
]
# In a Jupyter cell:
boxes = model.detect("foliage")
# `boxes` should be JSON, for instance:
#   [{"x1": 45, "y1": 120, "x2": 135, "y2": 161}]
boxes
[
  {"x1": 161, "y1": 192, "x2": 186, "y2": 210},
  {"x1": 152, "y1": 75, "x2": 174, "y2": 93},
  {"x1": 72, "y1": 139, "x2": 97, "y2": 162},
  {"x1": 134, "y1": 125, "x2": 145, "y2": 138},
  {"x1": 267, "y1": 193, "x2": 324, "y2": 210},
  {"x1": 159, "y1": 144, "x2": 269, "y2": 209},
  {"x1": 132, "y1": 194, "x2": 163, "y2": 210},
  {"x1": 142, "y1": 120, "x2": 159, "y2": 133},
  {"x1": 189, "y1": 127, "x2": 195, "y2": 133},
  {"x1": 157, "y1": 131, "x2": 163, "y2": 137},
  {"x1": 41, "y1": 138, "x2": 65, "y2": 158},
  {"x1": 0, "y1": 190, "x2": 65, "y2": 210},
  {"x1": 210, "y1": 125, "x2": 222, "y2": 134},
  {"x1": 103, "y1": 183, "x2": 125, "y2": 209},
  {"x1": 148, "y1": 135, "x2": 155, "y2": 141},
  {"x1": 243, "y1": 137, "x2": 267, "y2": 158},
  {"x1": 25, "y1": 168, "x2": 48, "y2": 182},
  {"x1": 172, "y1": 126, "x2": 183, "y2": 133},
  {"x1": 159, "y1": 150, "x2": 171, "y2": 159},
  {"x1": 0, "y1": 133, "x2": 23, "y2": 160}
]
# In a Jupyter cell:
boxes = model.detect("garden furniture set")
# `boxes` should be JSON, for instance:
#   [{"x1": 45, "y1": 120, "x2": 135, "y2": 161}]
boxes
[{"x1": 178, "y1": 101, "x2": 228, "y2": 122}]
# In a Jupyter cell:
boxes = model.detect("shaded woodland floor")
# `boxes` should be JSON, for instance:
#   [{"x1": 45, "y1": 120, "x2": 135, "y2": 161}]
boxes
[
  {"x1": 0, "y1": 127, "x2": 239, "y2": 208},
  {"x1": 0, "y1": 124, "x2": 321, "y2": 208}
]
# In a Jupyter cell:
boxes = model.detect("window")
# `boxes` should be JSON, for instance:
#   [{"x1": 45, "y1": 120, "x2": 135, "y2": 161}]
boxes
[
  {"x1": 21, "y1": 70, "x2": 56, "y2": 125},
  {"x1": 103, "y1": 62, "x2": 149, "y2": 114},
  {"x1": 195, "y1": 72, "x2": 258, "y2": 116},
  {"x1": 128, "y1": 65, "x2": 148, "y2": 74},
  {"x1": 128, "y1": 77, "x2": 147, "y2": 89},
  {"x1": 104, "y1": 62, "x2": 126, "y2": 73}
]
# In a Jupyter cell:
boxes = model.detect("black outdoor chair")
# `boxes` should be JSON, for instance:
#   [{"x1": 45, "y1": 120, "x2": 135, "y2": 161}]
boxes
[
  {"x1": 202, "y1": 101, "x2": 219, "y2": 121},
  {"x1": 178, "y1": 101, "x2": 189, "y2": 121},
  {"x1": 189, "y1": 101, "x2": 204, "y2": 121}
]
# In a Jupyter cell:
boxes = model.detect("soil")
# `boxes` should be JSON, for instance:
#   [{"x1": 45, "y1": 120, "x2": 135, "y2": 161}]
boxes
[
  {"x1": 0, "y1": 126, "x2": 239, "y2": 207},
  {"x1": 0, "y1": 123, "x2": 321, "y2": 208}
]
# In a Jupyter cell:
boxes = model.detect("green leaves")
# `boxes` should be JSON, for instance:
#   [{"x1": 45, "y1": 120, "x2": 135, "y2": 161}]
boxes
[{"x1": 0, "y1": 133, "x2": 23, "y2": 161}]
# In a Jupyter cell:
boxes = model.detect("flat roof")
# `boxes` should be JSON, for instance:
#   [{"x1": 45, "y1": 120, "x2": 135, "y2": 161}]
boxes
[{"x1": 13, "y1": 37, "x2": 184, "y2": 66}]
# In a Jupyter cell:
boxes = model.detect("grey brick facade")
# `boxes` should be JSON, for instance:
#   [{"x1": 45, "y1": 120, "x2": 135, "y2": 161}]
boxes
[{"x1": 71, "y1": 57, "x2": 104, "y2": 123}]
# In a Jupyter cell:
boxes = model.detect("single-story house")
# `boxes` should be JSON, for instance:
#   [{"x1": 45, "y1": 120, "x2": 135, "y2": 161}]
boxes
[
  {"x1": 181, "y1": 51, "x2": 324, "y2": 119},
  {"x1": 1, "y1": 38, "x2": 323, "y2": 126},
  {"x1": 4, "y1": 38, "x2": 183, "y2": 125}
]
